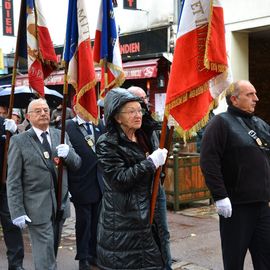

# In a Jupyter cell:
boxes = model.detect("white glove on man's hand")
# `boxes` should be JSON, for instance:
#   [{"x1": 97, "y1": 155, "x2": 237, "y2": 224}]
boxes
[
  {"x1": 56, "y1": 144, "x2": 70, "y2": 158},
  {"x1": 12, "y1": 215, "x2": 31, "y2": 229},
  {"x1": 215, "y1": 197, "x2": 232, "y2": 218},
  {"x1": 148, "y1": 148, "x2": 168, "y2": 169},
  {"x1": 4, "y1": 119, "x2": 17, "y2": 134}
]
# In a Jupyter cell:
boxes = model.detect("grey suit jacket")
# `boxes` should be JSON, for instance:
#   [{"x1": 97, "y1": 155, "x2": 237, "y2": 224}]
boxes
[{"x1": 7, "y1": 127, "x2": 81, "y2": 224}]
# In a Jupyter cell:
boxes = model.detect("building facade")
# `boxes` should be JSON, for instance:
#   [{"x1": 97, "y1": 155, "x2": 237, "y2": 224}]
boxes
[
  {"x1": 223, "y1": 0, "x2": 270, "y2": 123},
  {"x1": 1, "y1": 0, "x2": 270, "y2": 121}
]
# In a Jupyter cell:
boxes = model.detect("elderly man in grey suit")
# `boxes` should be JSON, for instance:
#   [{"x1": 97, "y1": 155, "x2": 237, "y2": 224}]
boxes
[{"x1": 7, "y1": 98, "x2": 81, "y2": 270}]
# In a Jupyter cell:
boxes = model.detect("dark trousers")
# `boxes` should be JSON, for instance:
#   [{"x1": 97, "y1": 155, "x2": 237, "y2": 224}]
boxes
[
  {"x1": 220, "y1": 202, "x2": 270, "y2": 270},
  {"x1": 73, "y1": 201, "x2": 100, "y2": 262},
  {"x1": 0, "y1": 187, "x2": 24, "y2": 268},
  {"x1": 155, "y1": 186, "x2": 172, "y2": 270}
]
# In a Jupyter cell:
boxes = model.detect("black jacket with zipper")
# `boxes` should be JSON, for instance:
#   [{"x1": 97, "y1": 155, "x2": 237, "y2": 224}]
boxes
[
  {"x1": 200, "y1": 106, "x2": 270, "y2": 204},
  {"x1": 95, "y1": 88, "x2": 164, "y2": 270}
]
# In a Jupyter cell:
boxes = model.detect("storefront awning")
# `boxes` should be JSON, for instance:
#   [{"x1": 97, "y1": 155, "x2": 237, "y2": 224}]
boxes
[
  {"x1": 123, "y1": 58, "x2": 159, "y2": 79},
  {"x1": 15, "y1": 58, "x2": 159, "y2": 86}
]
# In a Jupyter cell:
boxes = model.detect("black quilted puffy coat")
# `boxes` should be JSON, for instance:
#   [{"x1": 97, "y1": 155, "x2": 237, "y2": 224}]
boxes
[{"x1": 96, "y1": 88, "x2": 164, "y2": 270}]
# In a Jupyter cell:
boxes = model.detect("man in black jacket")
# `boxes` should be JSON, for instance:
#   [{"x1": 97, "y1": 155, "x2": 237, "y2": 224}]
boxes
[
  {"x1": 0, "y1": 116, "x2": 25, "y2": 270},
  {"x1": 200, "y1": 80, "x2": 270, "y2": 270},
  {"x1": 66, "y1": 109, "x2": 104, "y2": 270}
]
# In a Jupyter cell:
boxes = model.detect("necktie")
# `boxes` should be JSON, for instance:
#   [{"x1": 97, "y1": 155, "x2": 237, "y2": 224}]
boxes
[
  {"x1": 41, "y1": 132, "x2": 51, "y2": 157},
  {"x1": 85, "y1": 122, "x2": 92, "y2": 135}
]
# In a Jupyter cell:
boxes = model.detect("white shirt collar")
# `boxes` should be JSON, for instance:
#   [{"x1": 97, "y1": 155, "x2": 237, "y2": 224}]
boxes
[
  {"x1": 76, "y1": 115, "x2": 92, "y2": 126},
  {"x1": 32, "y1": 126, "x2": 50, "y2": 137},
  {"x1": 32, "y1": 127, "x2": 51, "y2": 145}
]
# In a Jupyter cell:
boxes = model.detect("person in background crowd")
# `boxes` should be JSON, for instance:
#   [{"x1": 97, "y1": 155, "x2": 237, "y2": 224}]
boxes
[
  {"x1": 127, "y1": 86, "x2": 149, "y2": 106},
  {"x1": 0, "y1": 105, "x2": 8, "y2": 118},
  {"x1": 127, "y1": 85, "x2": 173, "y2": 269},
  {"x1": 66, "y1": 105, "x2": 105, "y2": 270},
  {"x1": 96, "y1": 88, "x2": 168, "y2": 270},
  {"x1": 7, "y1": 98, "x2": 81, "y2": 270},
  {"x1": 17, "y1": 108, "x2": 31, "y2": 133},
  {"x1": 11, "y1": 109, "x2": 22, "y2": 126},
  {"x1": 200, "y1": 80, "x2": 270, "y2": 269},
  {"x1": 0, "y1": 115, "x2": 25, "y2": 270},
  {"x1": 50, "y1": 104, "x2": 74, "y2": 129}
]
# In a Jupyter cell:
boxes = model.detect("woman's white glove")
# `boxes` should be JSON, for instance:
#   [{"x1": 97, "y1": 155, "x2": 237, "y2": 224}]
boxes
[
  {"x1": 215, "y1": 197, "x2": 232, "y2": 218},
  {"x1": 148, "y1": 148, "x2": 168, "y2": 169},
  {"x1": 4, "y1": 119, "x2": 17, "y2": 134},
  {"x1": 12, "y1": 215, "x2": 31, "y2": 229}
]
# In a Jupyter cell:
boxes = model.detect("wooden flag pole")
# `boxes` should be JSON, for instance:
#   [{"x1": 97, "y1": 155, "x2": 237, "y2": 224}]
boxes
[
  {"x1": 161, "y1": 125, "x2": 174, "y2": 184},
  {"x1": 53, "y1": 62, "x2": 68, "y2": 257},
  {"x1": 56, "y1": 63, "x2": 69, "y2": 215},
  {"x1": 104, "y1": 57, "x2": 109, "y2": 95},
  {"x1": 1, "y1": 0, "x2": 25, "y2": 185},
  {"x1": 150, "y1": 115, "x2": 168, "y2": 224}
]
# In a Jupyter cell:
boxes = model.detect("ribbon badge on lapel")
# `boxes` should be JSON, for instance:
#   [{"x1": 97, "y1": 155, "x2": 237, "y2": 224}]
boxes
[{"x1": 54, "y1": 157, "x2": 60, "y2": 166}]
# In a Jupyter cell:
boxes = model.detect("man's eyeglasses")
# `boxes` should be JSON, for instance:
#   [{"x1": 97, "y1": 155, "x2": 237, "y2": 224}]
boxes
[
  {"x1": 119, "y1": 108, "x2": 146, "y2": 117},
  {"x1": 28, "y1": 108, "x2": 50, "y2": 115}
]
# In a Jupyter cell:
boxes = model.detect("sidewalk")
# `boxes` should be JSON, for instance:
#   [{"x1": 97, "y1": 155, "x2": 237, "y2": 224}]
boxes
[{"x1": 0, "y1": 202, "x2": 253, "y2": 270}]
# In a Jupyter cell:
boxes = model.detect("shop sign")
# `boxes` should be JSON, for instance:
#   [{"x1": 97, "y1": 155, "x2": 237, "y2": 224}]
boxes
[
  {"x1": 15, "y1": 59, "x2": 159, "y2": 86},
  {"x1": 2, "y1": 0, "x2": 14, "y2": 36},
  {"x1": 123, "y1": 0, "x2": 137, "y2": 10},
  {"x1": 119, "y1": 27, "x2": 168, "y2": 60}
]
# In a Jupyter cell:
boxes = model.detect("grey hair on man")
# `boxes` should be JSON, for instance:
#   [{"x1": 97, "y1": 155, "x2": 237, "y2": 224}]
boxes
[
  {"x1": 127, "y1": 86, "x2": 148, "y2": 104},
  {"x1": 225, "y1": 80, "x2": 245, "y2": 106}
]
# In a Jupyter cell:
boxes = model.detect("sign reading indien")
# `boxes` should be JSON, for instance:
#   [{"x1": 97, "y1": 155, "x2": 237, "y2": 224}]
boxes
[{"x1": 2, "y1": 0, "x2": 14, "y2": 36}]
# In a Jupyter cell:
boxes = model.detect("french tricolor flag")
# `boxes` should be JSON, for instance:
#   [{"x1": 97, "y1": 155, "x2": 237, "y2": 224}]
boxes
[
  {"x1": 93, "y1": 0, "x2": 125, "y2": 98},
  {"x1": 165, "y1": 0, "x2": 231, "y2": 138},
  {"x1": 63, "y1": 0, "x2": 98, "y2": 124},
  {"x1": 26, "y1": 0, "x2": 58, "y2": 97}
]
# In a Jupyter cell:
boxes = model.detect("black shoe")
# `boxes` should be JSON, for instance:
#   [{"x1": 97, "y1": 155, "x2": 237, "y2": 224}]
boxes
[
  {"x1": 79, "y1": 259, "x2": 90, "y2": 270},
  {"x1": 8, "y1": 267, "x2": 25, "y2": 270}
]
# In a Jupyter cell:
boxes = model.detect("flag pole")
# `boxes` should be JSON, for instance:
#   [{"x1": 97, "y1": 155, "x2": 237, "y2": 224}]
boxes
[
  {"x1": 53, "y1": 62, "x2": 68, "y2": 257},
  {"x1": 150, "y1": 115, "x2": 168, "y2": 224},
  {"x1": 161, "y1": 125, "x2": 174, "y2": 184},
  {"x1": 104, "y1": 57, "x2": 109, "y2": 94},
  {"x1": 57, "y1": 62, "x2": 69, "y2": 216},
  {"x1": 1, "y1": 0, "x2": 25, "y2": 185}
]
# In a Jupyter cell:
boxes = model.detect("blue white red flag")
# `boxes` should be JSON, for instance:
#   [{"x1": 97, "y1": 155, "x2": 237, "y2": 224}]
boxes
[
  {"x1": 165, "y1": 0, "x2": 231, "y2": 138},
  {"x1": 63, "y1": 0, "x2": 98, "y2": 124},
  {"x1": 18, "y1": 0, "x2": 58, "y2": 96},
  {"x1": 93, "y1": 0, "x2": 125, "y2": 98}
]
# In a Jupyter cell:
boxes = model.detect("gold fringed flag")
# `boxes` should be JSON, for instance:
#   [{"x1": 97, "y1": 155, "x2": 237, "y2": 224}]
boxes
[
  {"x1": 20, "y1": 0, "x2": 58, "y2": 96},
  {"x1": 63, "y1": 0, "x2": 98, "y2": 124},
  {"x1": 165, "y1": 0, "x2": 231, "y2": 138},
  {"x1": 93, "y1": 0, "x2": 125, "y2": 98}
]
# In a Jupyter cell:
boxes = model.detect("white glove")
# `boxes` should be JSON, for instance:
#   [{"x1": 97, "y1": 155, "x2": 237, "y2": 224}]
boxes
[
  {"x1": 215, "y1": 197, "x2": 232, "y2": 218},
  {"x1": 56, "y1": 144, "x2": 70, "y2": 158},
  {"x1": 4, "y1": 119, "x2": 17, "y2": 134},
  {"x1": 148, "y1": 148, "x2": 168, "y2": 169},
  {"x1": 12, "y1": 215, "x2": 31, "y2": 229}
]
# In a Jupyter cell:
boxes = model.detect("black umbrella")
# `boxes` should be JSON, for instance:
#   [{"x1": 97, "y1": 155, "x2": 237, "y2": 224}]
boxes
[{"x1": 0, "y1": 85, "x2": 63, "y2": 108}]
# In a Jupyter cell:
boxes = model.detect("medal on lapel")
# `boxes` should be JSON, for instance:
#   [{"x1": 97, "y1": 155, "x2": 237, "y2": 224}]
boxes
[
  {"x1": 84, "y1": 135, "x2": 94, "y2": 147},
  {"x1": 87, "y1": 138, "x2": 94, "y2": 147},
  {"x1": 256, "y1": 137, "x2": 263, "y2": 146},
  {"x1": 44, "y1": 151, "x2": 50, "y2": 159}
]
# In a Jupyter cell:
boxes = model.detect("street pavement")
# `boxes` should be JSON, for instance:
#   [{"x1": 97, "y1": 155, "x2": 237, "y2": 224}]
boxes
[{"x1": 0, "y1": 201, "x2": 253, "y2": 270}]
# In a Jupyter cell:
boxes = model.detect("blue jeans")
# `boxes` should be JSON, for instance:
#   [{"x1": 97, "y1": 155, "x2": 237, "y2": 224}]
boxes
[{"x1": 155, "y1": 185, "x2": 172, "y2": 270}]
